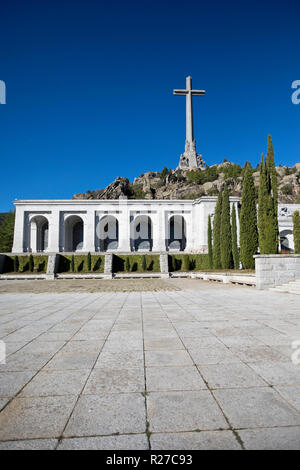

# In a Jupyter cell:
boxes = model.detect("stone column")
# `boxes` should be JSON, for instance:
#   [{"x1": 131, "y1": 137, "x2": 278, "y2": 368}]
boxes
[
  {"x1": 118, "y1": 199, "x2": 131, "y2": 252},
  {"x1": 12, "y1": 207, "x2": 25, "y2": 253},
  {"x1": 184, "y1": 213, "x2": 193, "y2": 251},
  {"x1": 47, "y1": 209, "x2": 60, "y2": 253},
  {"x1": 83, "y1": 210, "x2": 95, "y2": 252},
  {"x1": 152, "y1": 206, "x2": 166, "y2": 252}
]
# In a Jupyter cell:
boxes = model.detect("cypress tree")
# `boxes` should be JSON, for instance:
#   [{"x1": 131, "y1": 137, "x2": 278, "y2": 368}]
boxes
[
  {"x1": 207, "y1": 215, "x2": 213, "y2": 269},
  {"x1": 258, "y1": 154, "x2": 268, "y2": 253},
  {"x1": 141, "y1": 255, "x2": 147, "y2": 271},
  {"x1": 71, "y1": 254, "x2": 75, "y2": 272},
  {"x1": 213, "y1": 192, "x2": 222, "y2": 269},
  {"x1": 258, "y1": 143, "x2": 278, "y2": 254},
  {"x1": 266, "y1": 135, "x2": 278, "y2": 250},
  {"x1": 87, "y1": 252, "x2": 92, "y2": 271},
  {"x1": 29, "y1": 254, "x2": 34, "y2": 272},
  {"x1": 220, "y1": 186, "x2": 233, "y2": 269},
  {"x1": 182, "y1": 255, "x2": 190, "y2": 271},
  {"x1": 125, "y1": 256, "x2": 130, "y2": 272},
  {"x1": 266, "y1": 135, "x2": 278, "y2": 218},
  {"x1": 231, "y1": 205, "x2": 239, "y2": 269},
  {"x1": 240, "y1": 163, "x2": 258, "y2": 268},
  {"x1": 293, "y1": 211, "x2": 300, "y2": 254},
  {"x1": 14, "y1": 255, "x2": 19, "y2": 273},
  {"x1": 0, "y1": 211, "x2": 15, "y2": 253}
]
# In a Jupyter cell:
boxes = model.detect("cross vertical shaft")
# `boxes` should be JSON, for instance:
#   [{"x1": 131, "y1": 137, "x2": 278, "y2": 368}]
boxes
[
  {"x1": 186, "y1": 76, "x2": 194, "y2": 146},
  {"x1": 173, "y1": 76, "x2": 206, "y2": 169}
]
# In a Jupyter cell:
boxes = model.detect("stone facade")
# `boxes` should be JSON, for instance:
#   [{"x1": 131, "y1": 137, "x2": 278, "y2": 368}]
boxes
[
  {"x1": 12, "y1": 196, "x2": 240, "y2": 254},
  {"x1": 11, "y1": 197, "x2": 300, "y2": 255}
]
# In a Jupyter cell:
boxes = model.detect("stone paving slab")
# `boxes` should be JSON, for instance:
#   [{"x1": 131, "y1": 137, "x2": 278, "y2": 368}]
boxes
[
  {"x1": 150, "y1": 430, "x2": 242, "y2": 450},
  {"x1": 0, "y1": 439, "x2": 58, "y2": 450},
  {"x1": 63, "y1": 393, "x2": 146, "y2": 437},
  {"x1": 147, "y1": 390, "x2": 229, "y2": 432},
  {"x1": 57, "y1": 434, "x2": 148, "y2": 450},
  {"x1": 238, "y1": 426, "x2": 300, "y2": 450},
  {"x1": 0, "y1": 282, "x2": 300, "y2": 449}
]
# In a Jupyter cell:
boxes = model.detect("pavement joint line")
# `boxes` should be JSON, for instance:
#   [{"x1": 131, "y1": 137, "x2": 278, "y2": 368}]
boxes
[
  {"x1": 54, "y1": 291, "x2": 131, "y2": 449},
  {"x1": 156, "y1": 289, "x2": 246, "y2": 449},
  {"x1": 0, "y1": 293, "x2": 109, "y2": 413}
]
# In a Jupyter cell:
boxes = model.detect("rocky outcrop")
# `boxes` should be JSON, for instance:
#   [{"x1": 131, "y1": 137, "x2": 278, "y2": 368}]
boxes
[{"x1": 73, "y1": 162, "x2": 300, "y2": 203}]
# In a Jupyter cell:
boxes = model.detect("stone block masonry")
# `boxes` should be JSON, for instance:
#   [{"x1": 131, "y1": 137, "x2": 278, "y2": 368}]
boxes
[{"x1": 255, "y1": 255, "x2": 300, "y2": 290}]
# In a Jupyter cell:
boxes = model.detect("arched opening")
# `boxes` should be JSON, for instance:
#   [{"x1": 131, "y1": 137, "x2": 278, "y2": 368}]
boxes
[
  {"x1": 64, "y1": 215, "x2": 84, "y2": 252},
  {"x1": 279, "y1": 229, "x2": 293, "y2": 253},
  {"x1": 30, "y1": 215, "x2": 49, "y2": 253},
  {"x1": 133, "y1": 215, "x2": 152, "y2": 251},
  {"x1": 168, "y1": 215, "x2": 186, "y2": 251},
  {"x1": 98, "y1": 215, "x2": 119, "y2": 251}
]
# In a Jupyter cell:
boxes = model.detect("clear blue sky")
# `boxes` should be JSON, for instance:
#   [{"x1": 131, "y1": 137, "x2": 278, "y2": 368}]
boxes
[{"x1": 0, "y1": 0, "x2": 299, "y2": 211}]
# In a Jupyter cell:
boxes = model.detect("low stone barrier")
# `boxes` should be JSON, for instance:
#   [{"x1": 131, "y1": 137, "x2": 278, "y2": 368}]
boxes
[
  {"x1": 254, "y1": 254, "x2": 300, "y2": 290},
  {"x1": 170, "y1": 271, "x2": 256, "y2": 286}
]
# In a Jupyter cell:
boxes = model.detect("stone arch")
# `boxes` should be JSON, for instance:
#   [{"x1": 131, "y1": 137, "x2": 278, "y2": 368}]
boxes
[
  {"x1": 168, "y1": 215, "x2": 186, "y2": 251},
  {"x1": 98, "y1": 215, "x2": 119, "y2": 251},
  {"x1": 30, "y1": 215, "x2": 49, "y2": 252},
  {"x1": 279, "y1": 229, "x2": 293, "y2": 253},
  {"x1": 133, "y1": 215, "x2": 152, "y2": 251},
  {"x1": 64, "y1": 215, "x2": 84, "y2": 252}
]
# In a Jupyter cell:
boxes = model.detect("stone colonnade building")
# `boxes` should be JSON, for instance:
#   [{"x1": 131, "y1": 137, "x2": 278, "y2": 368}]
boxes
[{"x1": 11, "y1": 196, "x2": 298, "y2": 254}]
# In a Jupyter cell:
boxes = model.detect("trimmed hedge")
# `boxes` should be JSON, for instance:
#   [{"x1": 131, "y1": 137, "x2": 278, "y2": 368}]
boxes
[
  {"x1": 113, "y1": 254, "x2": 160, "y2": 273},
  {"x1": 58, "y1": 254, "x2": 105, "y2": 273},
  {"x1": 3, "y1": 255, "x2": 48, "y2": 273},
  {"x1": 168, "y1": 254, "x2": 210, "y2": 271}
]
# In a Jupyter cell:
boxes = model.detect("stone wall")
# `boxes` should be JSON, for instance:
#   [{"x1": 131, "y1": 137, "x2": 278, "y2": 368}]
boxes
[{"x1": 255, "y1": 255, "x2": 300, "y2": 290}]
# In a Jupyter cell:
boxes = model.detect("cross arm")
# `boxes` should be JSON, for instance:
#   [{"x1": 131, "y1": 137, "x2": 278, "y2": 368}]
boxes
[
  {"x1": 173, "y1": 89, "x2": 188, "y2": 95},
  {"x1": 191, "y1": 90, "x2": 206, "y2": 96}
]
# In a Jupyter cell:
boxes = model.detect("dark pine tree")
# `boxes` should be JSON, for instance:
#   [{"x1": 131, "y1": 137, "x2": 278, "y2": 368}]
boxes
[
  {"x1": 240, "y1": 163, "x2": 258, "y2": 269},
  {"x1": 0, "y1": 211, "x2": 15, "y2": 253},
  {"x1": 231, "y1": 205, "x2": 239, "y2": 269},
  {"x1": 220, "y1": 186, "x2": 233, "y2": 269},
  {"x1": 213, "y1": 192, "x2": 222, "y2": 269},
  {"x1": 293, "y1": 211, "x2": 300, "y2": 254},
  {"x1": 207, "y1": 214, "x2": 213, "y2": 269}
]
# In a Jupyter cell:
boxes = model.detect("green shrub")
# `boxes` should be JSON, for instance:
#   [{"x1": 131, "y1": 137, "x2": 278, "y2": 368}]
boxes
[
  {"x1": 2, "y1": 255, "x2": 48, "y2": 273},
  {"x1": 112, "y1": 255, "x2": 160, "y2": 273},
  {"x1": 169, "y1": 254, "x2": 210, "y2": 272},
  {"x1": 58, "y1": 255, "x2": 104, "y2": 273},
  {"x1": 281, "y1": 184, "x2": 293, "y2": 196}
]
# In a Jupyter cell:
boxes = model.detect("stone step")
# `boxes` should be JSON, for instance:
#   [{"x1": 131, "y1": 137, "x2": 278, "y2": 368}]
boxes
[{"x1": 270, "y1": 278, "x2": 300, "y2": 294}]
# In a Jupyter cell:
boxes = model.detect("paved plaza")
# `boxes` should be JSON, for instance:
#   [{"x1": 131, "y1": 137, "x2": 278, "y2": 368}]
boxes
[{"x1": 0, "y1": 279, "x2": 300, "y2": 450}]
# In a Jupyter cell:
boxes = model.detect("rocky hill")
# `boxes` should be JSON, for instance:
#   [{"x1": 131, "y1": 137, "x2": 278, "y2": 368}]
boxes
[{"x1": 73, "y1": 162, "x2": 300, "y2": 203}]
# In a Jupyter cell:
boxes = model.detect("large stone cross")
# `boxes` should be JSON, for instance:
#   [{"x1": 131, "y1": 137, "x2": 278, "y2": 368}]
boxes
[{"x1": 174, "y1": 76, "x2": 205, "y2": 169}]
